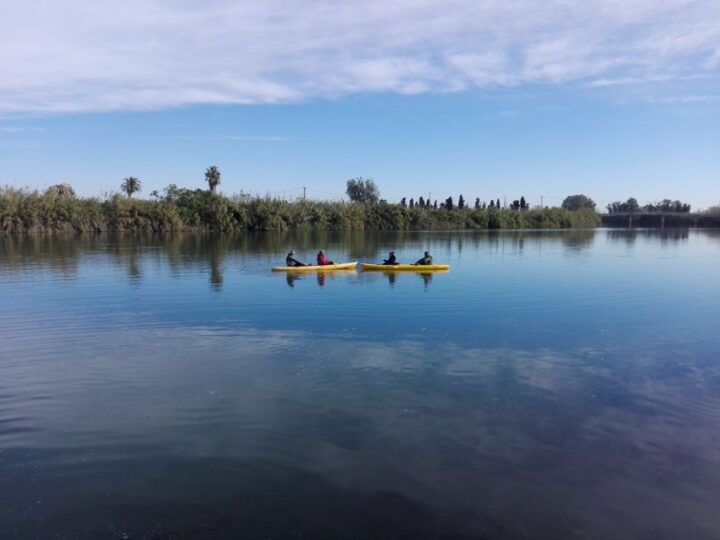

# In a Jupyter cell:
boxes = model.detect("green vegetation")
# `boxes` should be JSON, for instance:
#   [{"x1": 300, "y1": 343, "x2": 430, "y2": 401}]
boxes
[
  {"x1": 205, "y1": 166, "x2": 221, "y2": 193},
  {"x1": 607, "y1": 197, "x2": 692, "y2": 213},
  {"x1": 562, "y1": 194, "x2": 596, "y2": 211},
  {"x1": 120, "y1": 177, "x2": 141, "y2": 198},
  {"x1": 0, "y1": 185, "x2": 600, "y2": 234},
  {"x1": 345, "y1": 177, "x2": 379, "y2": 204}
]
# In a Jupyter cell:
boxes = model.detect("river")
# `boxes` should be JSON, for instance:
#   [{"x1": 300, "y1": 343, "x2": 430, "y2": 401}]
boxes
[{"x1": 1, "y1": 229, "x2": 719, "y2": 538}]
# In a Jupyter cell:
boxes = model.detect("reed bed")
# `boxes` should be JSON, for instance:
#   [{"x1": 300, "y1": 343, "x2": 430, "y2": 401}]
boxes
[{"x1": 1, "y1": 186, "x2": 601, "y2": 233}]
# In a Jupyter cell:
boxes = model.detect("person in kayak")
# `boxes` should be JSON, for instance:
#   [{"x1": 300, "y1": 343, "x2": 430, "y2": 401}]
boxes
[
  {"x1": 383, "y1": 251, "x2": 399, "y2": 265},
  {"x1": 316, "y1": 250, "x2": 335, "y2": 265},
  {"x1": 285, "y1": 250, "x2": 307, "y2": 267},
  {"x1": 414, "y1": 251, "x2": 433, "y2": 265}
]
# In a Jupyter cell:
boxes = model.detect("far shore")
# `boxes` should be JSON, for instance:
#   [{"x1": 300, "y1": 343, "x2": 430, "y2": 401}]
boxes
[{"x1": 4, "y1": 186, "x2": 719, "y2": 235}]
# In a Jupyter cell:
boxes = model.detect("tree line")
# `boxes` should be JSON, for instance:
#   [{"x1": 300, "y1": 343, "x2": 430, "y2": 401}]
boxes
[
  {"x1": 99, "y1": 170, "x2": 697, "y2": 218},
  {"x1": 348, "y1": 178, "x2": 535, "y2": 211},
  {"x1": 0, "y1": 170, "x2": 701, "y2": 235},
  {"x1": 346, "y1": 181, "x2": 695, "y2": 216},
  {"x1": 120, "y1": 166, "x2": 221, "y2": 198},
  {"x1": 396, "y1": 195, "x2": 531, "y2": 211},
  {"x1": 606, "y1": 198, "x2": 691, "y2": 214},
  {"x1": 1, "y1": 184, "x2": 600, "y2": 234}
]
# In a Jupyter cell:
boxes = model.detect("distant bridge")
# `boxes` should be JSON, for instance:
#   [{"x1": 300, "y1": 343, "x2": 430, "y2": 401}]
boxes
[{"x1": 602, "y1": 212, "x2": 706, "y2": 228}]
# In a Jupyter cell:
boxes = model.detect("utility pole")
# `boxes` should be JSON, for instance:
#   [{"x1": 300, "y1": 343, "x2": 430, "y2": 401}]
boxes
[
  {"x1": 540, "y1": 195, "x2": 562, "y2": 208},
  {"x1": 302, "y1": 187, "x2": 306, "y2": 201}
]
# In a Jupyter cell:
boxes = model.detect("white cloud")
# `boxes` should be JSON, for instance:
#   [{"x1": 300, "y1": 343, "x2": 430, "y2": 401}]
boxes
[
  {"x1": 646, "y1": 95, "x2": 718, "y2": 104},
  {"x1": 1, "y1": 0, "x2": 719, "y2": 115},
  {"x1": 168, "y1": 135, "x2": 290, "y2": 142},
  {"x1": 0, "y1": 126, "x2": 44, "y2": 133}
]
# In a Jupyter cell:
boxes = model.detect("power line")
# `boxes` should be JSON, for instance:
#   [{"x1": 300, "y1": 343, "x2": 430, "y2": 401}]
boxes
[
  {"x1": 540, "y1": 195, "x2": 562, "y2": 207},
  {"x1": 260, "y1": 186, "x2": 346, "y2": 202}
]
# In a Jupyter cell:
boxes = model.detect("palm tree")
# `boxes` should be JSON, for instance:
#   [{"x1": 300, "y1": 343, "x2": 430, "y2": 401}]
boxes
[
  {"x1": 205, "y1": 165, "x2": 221, "y2": 193},
  {"x1": 121, "y1": 177, "x2": 141, "y2": 198}
]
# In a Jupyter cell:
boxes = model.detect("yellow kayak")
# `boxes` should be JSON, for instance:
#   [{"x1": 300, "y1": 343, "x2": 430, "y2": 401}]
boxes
[
  {"x1": 271, "y1": 262, "x2": 357, "y2": 272},
  {"x1": 360, "y1": 263, "x2": 449, "y2": 271}
]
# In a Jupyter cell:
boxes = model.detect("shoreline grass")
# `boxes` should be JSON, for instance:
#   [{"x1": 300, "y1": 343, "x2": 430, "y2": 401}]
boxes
[{"x1": 2, "y1": 185, "x2": 602, "y2": 234}]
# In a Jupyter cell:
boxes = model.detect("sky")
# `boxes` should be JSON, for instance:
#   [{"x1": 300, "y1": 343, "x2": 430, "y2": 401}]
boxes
[{"x1": 1, "y1": 0, "x2": 719, "y2": 210}]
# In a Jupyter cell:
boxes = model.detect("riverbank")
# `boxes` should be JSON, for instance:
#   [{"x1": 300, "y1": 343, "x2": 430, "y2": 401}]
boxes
[{"x1": 1, "y1": 187, "x2": 600, "y2": 233}]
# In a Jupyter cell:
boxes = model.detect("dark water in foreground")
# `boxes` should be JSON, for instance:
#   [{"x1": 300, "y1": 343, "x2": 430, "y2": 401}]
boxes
[{"x1": 1, "y1": 229, "x2": 720, "y2": 539}]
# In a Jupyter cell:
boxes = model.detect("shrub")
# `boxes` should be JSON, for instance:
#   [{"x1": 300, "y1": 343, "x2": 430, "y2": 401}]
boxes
[{"x1": 0, "y1": 186, "x2": 601, "y2": 234}]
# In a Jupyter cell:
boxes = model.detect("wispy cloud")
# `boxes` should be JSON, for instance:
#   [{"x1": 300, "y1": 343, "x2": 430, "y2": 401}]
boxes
[
  {"x1": 646, "y1": 95, "x2": 719, "y2": 104},
  {"x1": 168, "y1": 135, "x2": 289, "y2": 142},
  {"x1": 0, "y1": 126, "x2": 44, "y2": 133},
  {"x1": 1, "y1": 0, "x2": 719, "y2": 115},
  {"x1": 0, "y1": 141, "x2": 43, "y2": 149}
]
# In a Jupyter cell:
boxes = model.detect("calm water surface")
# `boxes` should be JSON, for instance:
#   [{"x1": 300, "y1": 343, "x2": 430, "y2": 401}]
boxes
[{"x1": 1, "y1": 229, "x2": 720, "y2": 539}]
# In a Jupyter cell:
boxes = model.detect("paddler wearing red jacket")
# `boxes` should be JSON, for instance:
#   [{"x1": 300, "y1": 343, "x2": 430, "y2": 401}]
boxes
[{"x1": 316, "y1": 250, "x2": 335, "y2": 265}]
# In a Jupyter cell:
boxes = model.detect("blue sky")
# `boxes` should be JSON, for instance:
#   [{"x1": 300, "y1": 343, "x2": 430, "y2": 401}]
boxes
[{"x1": 1, "y1": 0, "x2": 719, "y2": 210}]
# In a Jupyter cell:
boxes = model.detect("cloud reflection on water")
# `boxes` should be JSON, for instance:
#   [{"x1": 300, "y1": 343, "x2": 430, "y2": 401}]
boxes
[
  {"x1": 3, "y1": 322, "x2": 720, "y2": 538},
  {"x1": 2, "y1": 229, "x2": 720, "y2": 538}
]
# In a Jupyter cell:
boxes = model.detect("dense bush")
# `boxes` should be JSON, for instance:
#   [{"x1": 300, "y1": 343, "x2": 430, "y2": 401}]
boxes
[
  {"x1": 1, "y1": 186, "x2": 601, "y2": 234},
  {"x1": 562, "y1": 194, "x2": 596, "y2": 211}
]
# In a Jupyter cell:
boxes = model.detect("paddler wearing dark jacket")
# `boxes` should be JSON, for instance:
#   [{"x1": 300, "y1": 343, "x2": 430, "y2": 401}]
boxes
[
  {"x1": 285, "y1": 250, "x2": 307, "y2": 267},
  {"x1": 383, "y1": 251, "x2": 398, "y2": 265},
  {"x1": 414, "y1": 251, "x2": 433, "y2": 265}
]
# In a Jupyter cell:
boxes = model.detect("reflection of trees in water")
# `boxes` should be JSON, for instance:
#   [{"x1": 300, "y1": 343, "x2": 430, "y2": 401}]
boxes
[
  {"x1": 4, "y1": 230, "x2": 719, "y2": 280},
  {"x1": 476, "y1": 230, "x2": 597, "y2": 255},
  {"x1": 232, "y1": 230, "x2": 581, "y2": 263},
  {"x1": 560, "y1": 230, "x2": 595, "y2": 250},
  {"x1": 208, "y1": 236, "x2": 227, "y2": 291},
  {"x1": 0, "y1": 234, "x2": 84, "y2": 278},
  {"x1": 127, "y1": 250, "x2": 141, "y2": 282},
  {"x1": 161, "y1": 235, "x2": 185, "y2": 279},
  {"x1": 152, "y1": 233, "x2": 229, "y2": 290},
  {"x1": 111, "y1": 236, "x2": 143, "y2": 283},
  {"x1": 606, "y1": 228, "x2": 690, "y2": 247},
  {"x1": 658, "y1": 229, "x2": 690, "y2": 244},
  {"x1": 606, "y1": 229, "x2": 638, "y2": 246}
]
